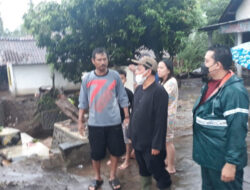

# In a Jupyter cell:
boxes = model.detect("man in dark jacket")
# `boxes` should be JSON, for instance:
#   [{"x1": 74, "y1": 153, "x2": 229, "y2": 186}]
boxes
[
  {"x1": 129, "y1": 56, "x2": 171, "y2": 190},
  {"x1": 193, "y1": 45, "x2": 249, "y2": 190}
]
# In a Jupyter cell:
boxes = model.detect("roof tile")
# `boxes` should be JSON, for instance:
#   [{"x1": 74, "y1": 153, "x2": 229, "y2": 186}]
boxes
[{"x1": 0, "y1": 37, "x2": 46, "y2": 66}]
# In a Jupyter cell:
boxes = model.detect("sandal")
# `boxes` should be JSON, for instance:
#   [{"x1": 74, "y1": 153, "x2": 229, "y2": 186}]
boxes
[
  {"x1": 88, "y1": 179, "x2": 103, "y2": 190},
  {"x1": 109, "y1": 178, "x2": 121, "y2": 190}
]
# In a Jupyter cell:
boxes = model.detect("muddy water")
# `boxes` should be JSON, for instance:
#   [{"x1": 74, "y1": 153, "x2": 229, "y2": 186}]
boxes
[{"x1": 0, "y1": 78, "x2": 249, "y2": 190}]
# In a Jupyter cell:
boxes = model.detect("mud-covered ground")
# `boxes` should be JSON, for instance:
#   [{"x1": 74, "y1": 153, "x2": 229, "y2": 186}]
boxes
[{"x1": 0, "y1": 78, "x2": 249, "y2": 190}]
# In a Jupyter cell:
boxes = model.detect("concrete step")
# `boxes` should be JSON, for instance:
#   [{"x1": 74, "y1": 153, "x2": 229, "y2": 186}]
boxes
[{"x1": 51, "y1": 120, "x2": 91, "y2": 166}]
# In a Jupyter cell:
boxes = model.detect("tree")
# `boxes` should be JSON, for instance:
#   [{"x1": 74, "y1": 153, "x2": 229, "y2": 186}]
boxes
[
  {"x1": 177, "y1": 33, "x2": 208, "y2": 74},
  {"x1": 175, "y1": 0, "x2": 234, "y2": 75},
  {"x1": 199, "y1": 0, "x2": 234, "y2": 47},
  {"x1": 24, "y1": 0, "x2": 200, "y2": 82},
  {"x1": 199, "y1": 0, "x2": 230, "y2": 25}
]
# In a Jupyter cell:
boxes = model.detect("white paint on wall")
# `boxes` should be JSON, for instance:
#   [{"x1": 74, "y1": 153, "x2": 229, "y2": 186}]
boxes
[
  {"x1": 236, "y1": 0, "x2": 250, "y2": 20},
  {"x1": 124, "y1": 67, "x2": 135, "y2": 92},
  {"x1": 8, "y1": 64, "x2": 80, "y2": 96},
  {"x1": 7, "y1": 63, "x2": 15, "y2": 95}
]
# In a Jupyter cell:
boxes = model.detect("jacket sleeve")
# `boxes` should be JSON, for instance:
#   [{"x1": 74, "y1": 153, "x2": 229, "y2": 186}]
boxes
[
  {"x1": 151, "y1": 88, "x2": 169, "y2": 150},
  {"x1": 222, "y1": 87, "x2": 249, "y2": 168}
]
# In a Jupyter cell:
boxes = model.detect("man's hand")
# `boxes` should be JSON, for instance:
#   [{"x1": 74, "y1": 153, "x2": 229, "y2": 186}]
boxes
[
  {"x1": 78, "y1": 122, "x2": 85, "y2": 136},
  {"x1": 221, "y1": 163, "x2": 236, "y2": 182},
  {"x1": 123, "y1": 117, "x2": 130, "y2": 126},
  {"x1": 151, "y1": 149, "x2": 160, "y2": 155}
]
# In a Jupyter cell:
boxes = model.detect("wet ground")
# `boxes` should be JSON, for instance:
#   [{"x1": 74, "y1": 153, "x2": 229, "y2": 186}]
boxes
[
  {"x1": 68, "y1": 135, "x2": 250, "y2": 190},
  {"x1": 1, "y1": 135, "x2": 249, "y2": 190},
  {"x1": 0, "y1": 78, "x2": 249, "y2": 190}
]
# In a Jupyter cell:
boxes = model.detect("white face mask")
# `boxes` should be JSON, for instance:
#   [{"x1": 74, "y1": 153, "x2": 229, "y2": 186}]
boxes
[{"x1": 135, "y1": 73, "x2": 147, "y2": 85}]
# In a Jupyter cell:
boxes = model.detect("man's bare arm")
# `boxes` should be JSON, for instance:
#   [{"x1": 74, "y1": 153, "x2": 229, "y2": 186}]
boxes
[{"x1": 78, "y1": 109, "x2": 86, "y2": 136}]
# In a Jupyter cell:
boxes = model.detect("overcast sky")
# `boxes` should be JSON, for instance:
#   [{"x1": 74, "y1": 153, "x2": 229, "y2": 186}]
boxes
[{"x1": 0, "y1": 0, "x2": 61, "y2": 32}]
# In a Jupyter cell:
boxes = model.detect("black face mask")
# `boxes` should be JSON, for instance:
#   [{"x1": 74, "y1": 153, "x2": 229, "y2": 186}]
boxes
[
  {"x1": 201, "y1": 63, "x2": 209, "y2": 75},
  {"x1": 201, "y1": 63, "x2": 210, "y2": 83}
]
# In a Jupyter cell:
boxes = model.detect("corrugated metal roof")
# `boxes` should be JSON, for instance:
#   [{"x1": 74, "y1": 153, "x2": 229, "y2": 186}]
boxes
[
  {"x1": 0, "y1": 37, "x2": 46, "y2": 66},
  {"x1": 199, "y1": 18, "x2": 250, "y2": 31}
]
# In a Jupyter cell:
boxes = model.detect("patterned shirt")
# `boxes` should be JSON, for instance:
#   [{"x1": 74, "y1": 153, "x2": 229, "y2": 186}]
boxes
[
  {"x1": 78, "y1": 69, "x2": 129, "y2": 127},
  {"x1": 162, "y1": 77, "x2": 178, "y2": 116}
]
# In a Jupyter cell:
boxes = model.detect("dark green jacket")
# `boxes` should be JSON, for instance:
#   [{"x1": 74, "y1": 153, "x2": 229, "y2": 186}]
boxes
[{"x1": 193, "y1": 73, "x2": 249, "y2": 171}]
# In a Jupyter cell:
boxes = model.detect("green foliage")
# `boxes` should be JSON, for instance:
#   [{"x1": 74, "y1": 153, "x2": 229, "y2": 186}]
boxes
[
  {"x1": 176, "y1": 0, "x2": 234, "y2": 74},
  {"x1": 212, "y1": 31, "x2": 235, "y2": 47},
  {"x1": 68, "y1": 93, "x2": 79, "y2": 107},
  {"x1": 198, "y1": 0, "x2": 234, "y2": 46},
  {"x1": 32, "y1": 138, "x2": 39, "y2": 143},
  {"x1": 37, "y1": 90, "x2": 59, "y2": 112},
  {"x1": 24, "y1": 0, "x2": 200, "y2": 82},
  {"x1": 199, "y1": 0, "x2": 230, "y2": 25},
  {"x1": 177, "y1": 33, "x2": 208, "y2": 74}
]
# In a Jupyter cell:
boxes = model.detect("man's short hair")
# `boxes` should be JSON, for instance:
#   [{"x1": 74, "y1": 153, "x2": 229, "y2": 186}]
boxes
[
  {"x1": 117, "y1": 69, "x2": 127, "y2": 77},
  {"x1": 208, "y1": 45, "x2": 232, "y2": 70},
  {"x1": 92, "y1": 47, "x2": 108, "y2": 59}
]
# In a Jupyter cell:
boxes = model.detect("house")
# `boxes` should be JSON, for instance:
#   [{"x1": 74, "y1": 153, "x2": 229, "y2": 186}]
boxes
[
  {"x1": 199, "y1": 0, "x2": 250, "y2": 78},
  {"x1": 0, "y1": 37, "x2": 80, "y2": 96}
]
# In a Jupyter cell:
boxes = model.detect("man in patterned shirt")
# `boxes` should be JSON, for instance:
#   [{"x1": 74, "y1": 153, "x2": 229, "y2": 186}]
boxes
[{"x1": 78, "y1": 48, "x2": 129, "y2": 190}]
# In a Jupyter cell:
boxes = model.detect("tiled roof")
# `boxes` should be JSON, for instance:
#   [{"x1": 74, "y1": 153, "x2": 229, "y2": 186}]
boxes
[{"x1": 0, "y1": 37, "x2": 46, "y2": 66}]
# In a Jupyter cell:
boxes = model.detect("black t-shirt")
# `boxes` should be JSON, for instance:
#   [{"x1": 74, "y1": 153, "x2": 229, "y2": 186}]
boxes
[
  {"x1": 120, "y1": 87, "x2": 134, "y2": 122},
  {"x1": 129, "y1": 81, "x2": 169, "y2": 151}
]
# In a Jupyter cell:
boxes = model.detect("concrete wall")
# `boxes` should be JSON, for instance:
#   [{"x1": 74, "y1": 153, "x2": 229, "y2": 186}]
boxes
[
  {"x1": 7, "y1": 63, "x2": 135, "y2": 96},
  {"x1": 7, "y1": 63, "x2": 80, "y2": 96},
  {"x1": 7, "y1": 63, "x2": 15, "y2": 95},
  {"x1": 236, "y1": 0, "x2": 250, "y2": 20}
]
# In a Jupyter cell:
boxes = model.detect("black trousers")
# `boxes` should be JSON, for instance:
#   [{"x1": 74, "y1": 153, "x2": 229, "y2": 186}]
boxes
[{"x1": 135, "y1": 149, "x2": 172, "y2": 189}]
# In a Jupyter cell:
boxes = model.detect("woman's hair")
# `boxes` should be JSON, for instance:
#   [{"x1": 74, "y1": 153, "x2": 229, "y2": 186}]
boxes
[{"x1": 160, "y1": 58, "x2": 174, "y2": 83}]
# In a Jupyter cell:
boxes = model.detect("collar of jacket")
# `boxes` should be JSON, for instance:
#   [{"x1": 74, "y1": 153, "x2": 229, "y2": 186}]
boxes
[
  {"x1": 193, "y1": 70, "x2": 234, "y2": 114},
  {"x1": 206, "y1": 70, "x2": 234, "y2": 100}
]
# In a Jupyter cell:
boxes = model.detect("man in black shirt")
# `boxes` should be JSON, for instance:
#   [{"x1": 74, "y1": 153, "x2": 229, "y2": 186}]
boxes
[{"x1": 129, "y1": 56, "x2": 171, "y2": 190}]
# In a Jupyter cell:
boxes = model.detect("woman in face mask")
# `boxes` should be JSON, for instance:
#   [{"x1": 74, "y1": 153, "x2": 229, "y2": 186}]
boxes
[{"x1": 157, "y1": 58, "x2": 179, "y2": 174}]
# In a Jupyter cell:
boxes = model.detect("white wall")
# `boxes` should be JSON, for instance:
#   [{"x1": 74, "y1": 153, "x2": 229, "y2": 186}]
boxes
[
  {"x1": 124, "y1": 67, "x2": 135, "y2": 92},
  {"x1": 7, "y1": 63, "x2": 15, "y2": 94},
  {"x1": 8, "y1": 64, "x2": 80, "y2": 96},
  {"x1": 236, "y1": 0, "x2": 250, "y2": 20}
]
